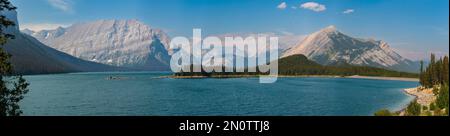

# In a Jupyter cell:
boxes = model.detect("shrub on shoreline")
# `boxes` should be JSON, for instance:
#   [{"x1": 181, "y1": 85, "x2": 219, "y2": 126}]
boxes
[
  {"x1": 374, "y1": 109, "x2": 393, "y2": 116},
  {"x1": 406, "y1": 100, "x2": 421, "y2": 116}
]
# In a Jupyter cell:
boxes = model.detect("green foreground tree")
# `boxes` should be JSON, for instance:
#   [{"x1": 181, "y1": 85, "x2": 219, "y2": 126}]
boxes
[
  {"x1": 405, "y1": 100, "x2": 421, "y2": 116},
  {"x1": 436, "y1": 84, "x2": 449, "y2": 111},
  {"x1": 0, "y1": 0, "x2": 30, "y2": 116}
]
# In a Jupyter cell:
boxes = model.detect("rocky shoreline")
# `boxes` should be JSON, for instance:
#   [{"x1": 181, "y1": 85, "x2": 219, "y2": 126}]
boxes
[
  {"x1": 404, "y1": 87, "x2": 436, "y2": 106},
  {"x1": 397, "y1": 87, "x2": 436, "y2": 116}
]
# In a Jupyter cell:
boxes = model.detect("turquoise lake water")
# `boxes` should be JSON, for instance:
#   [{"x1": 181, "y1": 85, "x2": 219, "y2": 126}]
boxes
[{"x1": 20, "y1": 72, "x2": 418, "y2": 116}]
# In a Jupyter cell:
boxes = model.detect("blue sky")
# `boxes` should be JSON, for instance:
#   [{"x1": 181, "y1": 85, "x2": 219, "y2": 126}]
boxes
[{"x1": 10, "y1": 0, "x2": 449, "y2": 60}]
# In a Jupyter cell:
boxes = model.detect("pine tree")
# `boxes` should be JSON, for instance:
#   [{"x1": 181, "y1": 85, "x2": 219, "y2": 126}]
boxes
[
  {"x1": 437, "y1": 58, "x2": 443, "y2": 85},
  {"x1": 443, "y1": 56, "x2": 449, "y2": 84},
  {"x1": 430, "y1": 54, "x2": 438, "y2": 85},
  {"x1": 436, "y1": 84, "x2": 449, "y2": 110},
  {"x1": 419, "y1": 60, "x2": 424, "y2": 86},
  {"x1": 0, "y1": 0, "x2": 30, "y2": 117},
  {"x1": 423, "y1": 67, "x2": 432, "y2": 88}
]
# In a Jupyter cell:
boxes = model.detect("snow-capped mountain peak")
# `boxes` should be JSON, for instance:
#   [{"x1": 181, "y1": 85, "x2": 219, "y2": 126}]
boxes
[{"x1": 282, "y1": 26, "x2": 419, "y2": 72}]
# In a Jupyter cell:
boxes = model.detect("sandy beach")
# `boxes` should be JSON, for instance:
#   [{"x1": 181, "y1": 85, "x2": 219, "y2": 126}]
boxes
[{"x1": 345, "y1": 75, "x2": 419, "y2": 82}]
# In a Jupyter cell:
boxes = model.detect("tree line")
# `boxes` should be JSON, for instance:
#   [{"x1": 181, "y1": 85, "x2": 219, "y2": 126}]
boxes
[
  {"x1": 175, "y1": 54, "x2": 419, "y2": 78},
  {"x1": 419, "y1": 54, "x2": 449, "y2": 88},
  {"x1": 417, "y1": 54, "x2": 449, "y2": 116}
]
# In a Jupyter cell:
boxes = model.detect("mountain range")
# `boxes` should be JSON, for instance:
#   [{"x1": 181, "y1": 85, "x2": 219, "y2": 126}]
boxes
[
  {"x1": 23, "y1": 20, "x2": 172, "y2": 71},
  {"x1": 1, "y1": 10, "x2": 121, "y2": 74},
  {"x1": 6, "y1": 10, "x2": 419, "y2": 74}
]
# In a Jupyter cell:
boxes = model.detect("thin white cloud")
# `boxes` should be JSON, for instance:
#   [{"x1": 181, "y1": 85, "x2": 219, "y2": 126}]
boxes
[
  {"x1": 47, "y1": 0, "x2": 74, "y2": 13},
  {"x1": 277, "y1": 2, "x2": 287, "y2": 10},
  {"x1": 300, "y1": 2, "x2": 326, "y2": 12},
  {"x1": 21, "y1": 23, "x2": 69, "y2": 31},
  {"x1": 343, "y1": 9, "x2": 355, "y2": 14},
  {"x1": 291, "y1": 6, "x2": 298, "y2": 10}
]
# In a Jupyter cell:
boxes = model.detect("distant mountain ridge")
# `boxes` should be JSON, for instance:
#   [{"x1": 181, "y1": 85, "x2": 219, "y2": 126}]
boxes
[
  {"x1": 282, "y1": 26, "x2": 419, "y2": 73},
  {"x1": 24, "y1": 20, "x2": 172, "y2": 71},
  {"x1": 20, "y1": 20, "x2": 419, "y2": 73},
  {"x1": 2, "y1": 10, "x2": 122, "y2": 75}
]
